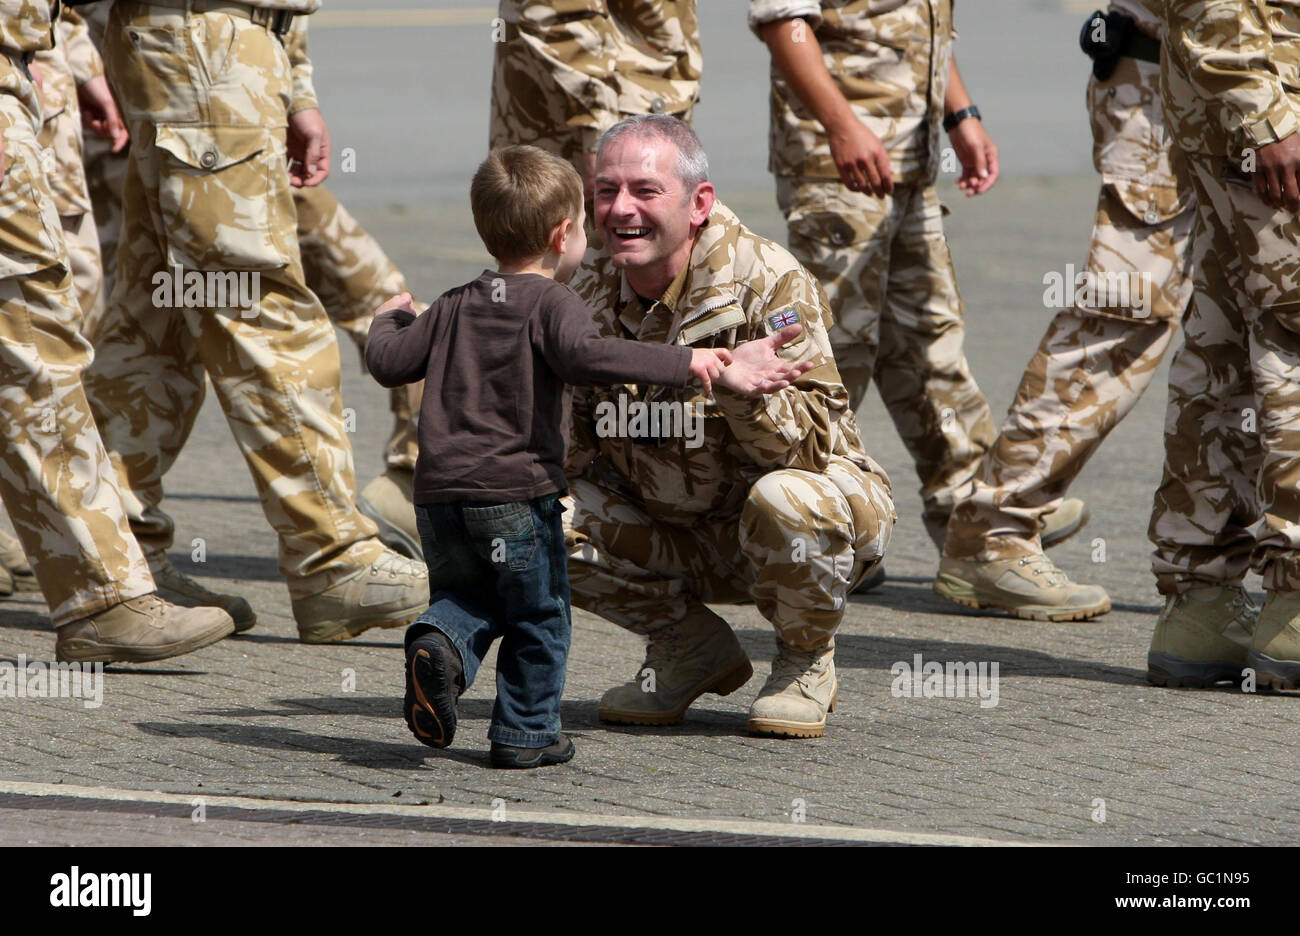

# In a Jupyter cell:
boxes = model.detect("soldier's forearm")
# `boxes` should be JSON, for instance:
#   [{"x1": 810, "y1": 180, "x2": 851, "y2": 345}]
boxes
[
  {"x1": 944, "y1": 58, "x2": 973, "y2": 116},
  {"x1": 759, "y1": 18, "x2": 858, "y2": 137}
]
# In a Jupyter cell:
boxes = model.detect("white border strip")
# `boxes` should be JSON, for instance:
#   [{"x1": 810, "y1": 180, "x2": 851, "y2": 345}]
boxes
[{"x1": 0, "y1": 781, "x2": 1051, "y2": 847}]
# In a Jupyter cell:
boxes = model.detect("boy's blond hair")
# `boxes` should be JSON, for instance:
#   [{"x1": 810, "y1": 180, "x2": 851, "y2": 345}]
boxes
[{"x1": 471, "y1": 145, "x2": 584, "y2": 265}]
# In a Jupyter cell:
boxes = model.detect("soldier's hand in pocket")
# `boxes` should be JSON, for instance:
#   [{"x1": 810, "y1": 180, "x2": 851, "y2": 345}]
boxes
[
  {"x1": 717, "y1": 324, "x2": 816, "y2": 397},
  {"x1": 1256, "y1": 135, "x2": 1300, "y2": 213}
]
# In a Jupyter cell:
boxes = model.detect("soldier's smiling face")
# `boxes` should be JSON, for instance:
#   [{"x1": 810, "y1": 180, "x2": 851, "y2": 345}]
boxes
[{"x1": 594, "y1": 134, "x2": 714, "y2": 294}]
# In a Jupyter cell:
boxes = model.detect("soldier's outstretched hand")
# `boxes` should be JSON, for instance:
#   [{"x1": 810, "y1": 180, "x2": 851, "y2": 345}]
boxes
[{"x1": 717, "y1": 324, "x2": 816, "y2": 397}]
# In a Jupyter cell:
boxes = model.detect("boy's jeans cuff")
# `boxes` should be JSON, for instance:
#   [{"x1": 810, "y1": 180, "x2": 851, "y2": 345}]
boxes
[{"x1": 488, "y1": 724, "x2": 560, "y2": 748}]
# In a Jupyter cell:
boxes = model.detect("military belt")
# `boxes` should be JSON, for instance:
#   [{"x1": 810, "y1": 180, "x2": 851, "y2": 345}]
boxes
[{"x1": 134, "y1": 0, "x2": 296, "y2": 38}]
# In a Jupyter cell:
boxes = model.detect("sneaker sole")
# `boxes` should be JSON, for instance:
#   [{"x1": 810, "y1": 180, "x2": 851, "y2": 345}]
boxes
[
  {"x1": 56, "y1": 618, "x2": 236, "y2": 664},
  {"x1": 933, "y1": 574, "x2": 1111, "y2": 622},
  {"x1": 598, "y1": 657, "x2": 754, "y2": 726},
  {"x1": 1041, "y1": 502, "x2": 1091, "y2": 550},
  {"x1": 405, "y1": 645, "x2": 457, "y2": 748},
  {"x1": 1147, "y1": 651, "x2": 1245, "y2": 688},
  {"x1": 358, "y1": 495, "x2": 421, "y2": 560},
  {"x1": 747, "y1": 688, "x2": 838, "y2": 739},
  {"x1": 1248, "y1": 650, "x2": 1300, "y2": 691}
]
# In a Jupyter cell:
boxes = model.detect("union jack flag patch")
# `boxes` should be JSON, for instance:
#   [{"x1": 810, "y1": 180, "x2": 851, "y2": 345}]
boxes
[{"x1": 768, "y1": 308, "x2": 799, "y2": 330}]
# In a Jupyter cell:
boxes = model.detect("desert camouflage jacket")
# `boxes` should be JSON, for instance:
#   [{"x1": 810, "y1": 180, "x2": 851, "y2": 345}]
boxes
[
  {"x1": 748, "y1": 0, "x2": 954, "y2": 184},
  {"x1": 566, "y1": 200, "x2": 884, "y2": 526},
  {"x1": 1090, "y1": 0, "x2": 1191, "y2": 226},
  {"x1": 32, "y1": 9, "x2": 98, "y2": 216},
  {"x1": 492, "y1": 0, "x2": 701, "y2": 159},
  {"x1": 1162, "y1": 0, "x2": 1300, "y2": 158},
  {"x1": 1112, "y1": 0, "x2": 1161, "y2": 35}
]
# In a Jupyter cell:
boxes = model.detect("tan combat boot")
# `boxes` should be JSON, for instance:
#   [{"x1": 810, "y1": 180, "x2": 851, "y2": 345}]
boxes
[
  {"x1": 147, "y1": 552, "x2": 257, "y2": 633},
  {"x1": 293, "y1": 545, "x2": 429, "y2": 644},
  {"x1": 748, "y1": 643, "x2": 837, "y2": 739},
  {"x1": 934, "y1": 553, "x2": 1111, "y2": 621},
  {"x1": 56, "y1": 594, "x2": 235, "y2": 663},
  {"x1": 358, "y1": 469, "x2": 420, "y2": 559},
  {"x1": 1249, "y1": 591, "x2": 1300, "y2": 691},
  {"x1": 0, "y1": 528, "x2": 35, "y2": 592},
  {"x1": 1040, "y1": 497, "x2": 1089, "y2": 550},
  {"x1": 598, "y1": 605, "x2": 753, "y2": 725},
  {"x1": 1147, "y1": 585, "x2": 1257, "y2": 688}
]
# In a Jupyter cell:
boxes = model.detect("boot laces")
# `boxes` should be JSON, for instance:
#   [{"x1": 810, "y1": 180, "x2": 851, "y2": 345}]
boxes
[
  {"x1": 1016, "y1": 554, "x2": 1069, "y2": 586},
  {"x1": 370, "y1": 551, "x2": 426, "y2": 579},
  {"x1": 643, "y1": 623, "x2": 683, "y2": 673},
  {"x1": 770, "y1": 647, "x2": 827, "y2": 692}
]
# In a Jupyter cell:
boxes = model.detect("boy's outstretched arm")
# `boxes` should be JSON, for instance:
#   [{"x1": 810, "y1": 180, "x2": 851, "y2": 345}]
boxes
[{"x1": 365, "y1": 293, "x2": 435, "y2": 387}]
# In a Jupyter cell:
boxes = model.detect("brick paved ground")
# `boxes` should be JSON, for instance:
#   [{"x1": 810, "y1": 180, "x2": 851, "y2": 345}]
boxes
[{"x1": 2, "y1": 172, "x2": 1296, "y2": 847}]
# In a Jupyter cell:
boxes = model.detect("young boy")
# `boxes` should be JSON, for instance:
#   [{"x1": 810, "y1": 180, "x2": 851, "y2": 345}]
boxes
[{"x1": 366, "y1": 145, "x2": 811, "y2": 768}]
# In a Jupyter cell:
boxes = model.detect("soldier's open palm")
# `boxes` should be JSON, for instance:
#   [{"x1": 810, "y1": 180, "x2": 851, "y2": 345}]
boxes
[{"x1": 718, "y1": 324, "x2": 815, "y2": 397}]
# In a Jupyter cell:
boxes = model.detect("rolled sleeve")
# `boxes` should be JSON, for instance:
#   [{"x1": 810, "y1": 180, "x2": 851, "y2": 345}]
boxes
[{"x1": 748, "y1": 0, "x2": 824, "y2": 37}]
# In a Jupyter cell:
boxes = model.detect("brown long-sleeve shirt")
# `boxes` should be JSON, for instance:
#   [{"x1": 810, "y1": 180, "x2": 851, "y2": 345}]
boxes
[{"x1": 366, "y1": 271, "x2": 691, "y2": 503}]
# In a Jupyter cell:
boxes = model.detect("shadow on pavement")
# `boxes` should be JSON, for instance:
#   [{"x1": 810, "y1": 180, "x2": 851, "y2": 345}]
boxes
[{"x1": 736, "y1": 628, "x2": 1148, "y2": 687}]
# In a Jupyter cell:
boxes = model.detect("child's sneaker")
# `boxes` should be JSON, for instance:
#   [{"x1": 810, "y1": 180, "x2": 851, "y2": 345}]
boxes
[
  {"x1": 490, "y1": 733, "x2": 575, "y2": 769},
  {"x1": 404, "y1": 628, "x2": 463, "y2": 749}
]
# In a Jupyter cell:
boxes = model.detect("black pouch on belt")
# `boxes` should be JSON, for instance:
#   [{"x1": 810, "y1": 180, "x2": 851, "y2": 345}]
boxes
[{"x1": 1079, "y1": 9, "x2": 1135, "y2": 81}]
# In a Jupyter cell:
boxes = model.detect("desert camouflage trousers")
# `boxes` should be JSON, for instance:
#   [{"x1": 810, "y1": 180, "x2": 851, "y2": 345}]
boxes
[
  {"x1": 778, "y1": 177, "x2": 994, "y2": 548},
  {"x1": 0, "y1": 90, "x2": 154, "y2": 625},
  {"x1": 84, "y1": 2, "x2": 384, "y2": 596},
  {"x1": 945, "y1": 183, "x2": 1194, "y2": 561},
  {"x1": 294, "y1": 184, "x2": 420, "y2": 472},
  {"x1": 1150, "y1": 155, "x2": 1300, "y2": 594},
  {"x1": 565, "y1": 457, "x2": 895, "y2": 651},
  {"x1": 33, "y1": 45, "x2": 106, "y2": 334},
  {"x1": 84, "y1": 134, "x2": 420, "y2": 473}
]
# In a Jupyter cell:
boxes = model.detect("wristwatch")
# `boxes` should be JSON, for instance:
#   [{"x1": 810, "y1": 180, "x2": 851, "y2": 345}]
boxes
[{"x1": 943, "y1": 105, "x2": 982, "y2": 133}]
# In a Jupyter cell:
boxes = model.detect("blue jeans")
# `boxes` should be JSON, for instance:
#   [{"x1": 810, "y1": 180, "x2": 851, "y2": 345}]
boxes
[{"x1": 410, "y1": 493, "x2": 571, "y2": 747}]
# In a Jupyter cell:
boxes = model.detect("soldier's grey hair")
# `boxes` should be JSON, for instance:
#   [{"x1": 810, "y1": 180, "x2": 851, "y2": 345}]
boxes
[{"x1": 597, "y1": 115, "x2": 710, "y2": 189}]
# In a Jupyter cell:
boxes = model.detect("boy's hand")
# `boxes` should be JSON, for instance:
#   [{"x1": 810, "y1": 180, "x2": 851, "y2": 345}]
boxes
[
  {"x1": 689, "y1": 347, "x2": 733, "y2": 396},
  {"x1": 717, "y1": 324, "x2": 816, "y2": 397},
  {"x1": 376, "y1": 292, "x2": 416, "y2": 317}
]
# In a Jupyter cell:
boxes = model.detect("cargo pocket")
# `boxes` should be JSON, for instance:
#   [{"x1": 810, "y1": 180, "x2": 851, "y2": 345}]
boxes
[
  {"x1": 152, "y1": 123, "x2": 292, "y2": 272},
  {"x1": 0, "y1": 130, "x2": 67, "y2": 280}
]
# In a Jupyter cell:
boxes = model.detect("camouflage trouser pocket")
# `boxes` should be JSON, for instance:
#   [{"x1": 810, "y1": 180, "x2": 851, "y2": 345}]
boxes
[
  {"x1": 0, "y1": 106, "x2": 67, "y2": 280},
  {"x1": 151, "y1": 123, "x2": 292, "y2": 272}
]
